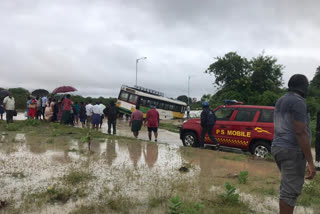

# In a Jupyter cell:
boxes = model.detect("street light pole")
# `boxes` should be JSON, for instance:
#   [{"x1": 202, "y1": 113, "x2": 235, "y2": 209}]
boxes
[
  {"x1": 188, "y1": 76, "x2": 191, "y2": 106},
  {"x1": 135, "y1": 57, "x2": 147, "y2": 86}
]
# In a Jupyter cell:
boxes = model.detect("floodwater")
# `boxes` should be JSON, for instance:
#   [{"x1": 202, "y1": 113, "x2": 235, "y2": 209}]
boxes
[{"x1": 0, "y1": 132, "x2": 314, "y2": 214}]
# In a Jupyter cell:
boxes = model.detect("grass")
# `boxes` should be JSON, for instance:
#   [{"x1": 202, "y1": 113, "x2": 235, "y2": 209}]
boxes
[
  {"x1": 46, "y1": 138, "x2": 54, "y2": 144},
  {"x1": 63, "y1": 169, "x2": 94, "y2": 185},
  {"x1": 159, "y1": 122, "x2": 180, "y2": 133},
  {"x1": 11, "y1": 172, "x2": 26, "y2": 179},
  {"x1": 169, "y1": 195, "x2": 204, "y2": 214},
  {"x1": 297, "y1": 175, "x2": 320, "y2": 208},
  {"x1": 221, "y1": 154, "x2": 248, "y2": 161},
  {"x1": 238, "y1": 171, "x2": 248, "y2": 184},
  {"x1": 0, "y1": 120, "x2": 108, "y2": 139}
]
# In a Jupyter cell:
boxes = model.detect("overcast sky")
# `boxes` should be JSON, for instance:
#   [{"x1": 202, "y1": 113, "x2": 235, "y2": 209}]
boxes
[{"x1": 0, "y1": 0, "x2": 319, "y2": 99}]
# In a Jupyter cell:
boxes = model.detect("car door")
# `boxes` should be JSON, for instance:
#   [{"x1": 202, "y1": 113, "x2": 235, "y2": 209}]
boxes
[
  {"x1": 211, "y1": 107, "x2": 236, "y2": 146},
  {"x1": 229, "y1": 108, "x2": 258, "y2": 149}
]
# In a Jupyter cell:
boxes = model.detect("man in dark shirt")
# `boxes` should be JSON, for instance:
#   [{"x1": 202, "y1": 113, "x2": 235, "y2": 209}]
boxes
[
  {"x1": 272, "y1": 74, "x2": 316, "y2": 214},
  {"x1": 107, "y1": 101, "x2": 118, "y2": 135},
  {"x1": 198, "y1": 101, "x2": 219, "y2": 148}
]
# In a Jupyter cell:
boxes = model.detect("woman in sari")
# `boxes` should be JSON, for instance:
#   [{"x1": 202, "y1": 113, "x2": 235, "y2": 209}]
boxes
[
  {"x1": 45, "y1": 98, "x2": 53, "y2": 121},
  {"x1": 27, "y1": 98, "x2": 37, "y2": 119},
  {"x1": 51, "y1": 98, "x2": 58, "y2": 122},
  {"x1": 57, "y1": 98, "x2": 64, "y2": 122}
]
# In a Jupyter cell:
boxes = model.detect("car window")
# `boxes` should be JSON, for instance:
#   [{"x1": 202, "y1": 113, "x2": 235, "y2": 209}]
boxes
[
  {"x1": 214, "y1": 108, "x2": 234, "y2": 120},
  {"x1": 234, "y1": 109, "x2": 257, "y2": 122},
  {"x1": 258, "y1": 109, "x2": 274, "y2": 122}
]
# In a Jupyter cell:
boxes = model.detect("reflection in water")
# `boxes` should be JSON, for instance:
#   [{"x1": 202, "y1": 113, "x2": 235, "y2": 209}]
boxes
[
  {"x1": 14, "y1": 133, "x2": 26, "y2": 143},
  {"x1": 128, "y1": 142, "x2": 142, "y2": 168},
  {"x1": 106, "y1": 139, "x2": 117, "y2": 166},
  {"x1": 27, "y1": 137, "x2": 48, "y2": 154},
  {"x1": 143, "y1": 143, "x2": 158, "y2": 168},
  {"x1": 0, "y1": 135, "x2": 8, "y2": 144}
]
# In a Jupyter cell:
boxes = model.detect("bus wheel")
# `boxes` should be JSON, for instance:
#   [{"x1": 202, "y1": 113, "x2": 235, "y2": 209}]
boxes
[{"x1": 183, "y1": 132, "x2": 198, "y2": 147}]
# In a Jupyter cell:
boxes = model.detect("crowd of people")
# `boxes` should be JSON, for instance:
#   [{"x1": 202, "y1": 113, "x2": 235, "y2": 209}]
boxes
[
  {"x1": 23, "y1": 94, "x2": 121, "y2": 132},
  {"x1": 1, "y1": 92, "x2": 161, "y2": 141}
]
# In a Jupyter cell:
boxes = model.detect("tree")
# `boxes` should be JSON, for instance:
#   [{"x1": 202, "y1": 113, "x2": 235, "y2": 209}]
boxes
[
  {"x1": 205, "y1": 52, "x2": 251, "y2": 91},
  {"x1": 177, "y1": 95, "x2": 191, "y2": 104},
  {"x1": 205, "y1": 52, "x2": 284, "y2": 106},
  {"x1": 250, "y1": 54, "x2": 284, "y2": 93}
]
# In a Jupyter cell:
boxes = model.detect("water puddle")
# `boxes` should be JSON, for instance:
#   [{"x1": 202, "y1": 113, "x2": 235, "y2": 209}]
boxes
[{"x1": 0, "y1": 133, "x2": 315, "y2": 213}]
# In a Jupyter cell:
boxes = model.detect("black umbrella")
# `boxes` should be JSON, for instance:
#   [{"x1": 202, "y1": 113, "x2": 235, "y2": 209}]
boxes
[
  {"x1": 0, "y1": 90, "x2": 10, "y2": 98},
  {"x1": 31, "y1": 89, "x2": 49, "y2": 97}
]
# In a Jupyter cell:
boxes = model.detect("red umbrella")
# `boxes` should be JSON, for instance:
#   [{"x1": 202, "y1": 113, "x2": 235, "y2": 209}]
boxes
[{"x1": 52, "y1": 86, "x2": 77, "y2": 94}]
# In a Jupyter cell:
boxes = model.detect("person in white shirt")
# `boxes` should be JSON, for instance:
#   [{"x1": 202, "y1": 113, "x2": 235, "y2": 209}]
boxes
[
  {"x1": 99, "y1": 102, "x2": 106, "y2": 129},
  {"x1": 92, "y1": 103, "x2": 102, "y2": 130},
  {"x1": 3, "y1": 93, "x2": 15, "y2": 124},
  {"x1": 85, "y1": 100, "x2": 93, "y2": 129}
]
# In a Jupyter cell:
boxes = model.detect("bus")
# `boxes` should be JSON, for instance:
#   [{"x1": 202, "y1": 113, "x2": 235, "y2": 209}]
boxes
[{"x1": 117, "y1": 85, "x2": 187, "y2": 120}]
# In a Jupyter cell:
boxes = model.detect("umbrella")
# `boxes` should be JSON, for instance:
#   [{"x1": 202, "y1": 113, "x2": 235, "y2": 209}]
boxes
[
  {"x1": 52, "y1": 86, "x2": 77, "y2": 94},
  {"x1": 31, "y1": 89, "x2": 49, "y2": 97},
  {"x1": 0, "y1": 90, "x2": 10, "y2": 97}
]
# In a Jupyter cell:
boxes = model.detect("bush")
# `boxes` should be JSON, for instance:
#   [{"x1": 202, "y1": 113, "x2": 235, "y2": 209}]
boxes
[
  {"x1": 220, "y1": 182, "x2": 240, "y2": 204},
  {"x1": 238, "y1": 171, "x2": 248, "y2": 184}
]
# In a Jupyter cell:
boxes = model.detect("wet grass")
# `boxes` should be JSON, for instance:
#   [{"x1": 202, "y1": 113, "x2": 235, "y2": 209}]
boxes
[
  {"x1": 0, "y1": 120, "x2": 108, "y2": 141},
  {"x1": 159, "y1": 122, "x2": 180, "y2": 133},
  {"x1": 11, "y1": 172, "x2": 26, "y2": 179},
  {"x1": 63, "y1": 169, "x2": 94, "y2": 185},
  {"x1": 297, "y1": 175, "x2": 320, "y2": 208},
  {"x1": 222, "y1": 154, "x2": 248, "y2": 161},
  {"x1": 238, "y1": 171, "x2": 248, "y2": 184}
]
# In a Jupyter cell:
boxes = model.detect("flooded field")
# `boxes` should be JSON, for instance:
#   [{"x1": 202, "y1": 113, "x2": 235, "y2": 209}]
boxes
[{"x1": 0, "y1": 121, "x2": 319, "y2": 214}]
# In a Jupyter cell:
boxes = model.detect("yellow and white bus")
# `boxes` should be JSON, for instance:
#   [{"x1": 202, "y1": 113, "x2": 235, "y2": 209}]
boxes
[{"x1": 117, "y1": 85, "x2": 187, "y2": 120}]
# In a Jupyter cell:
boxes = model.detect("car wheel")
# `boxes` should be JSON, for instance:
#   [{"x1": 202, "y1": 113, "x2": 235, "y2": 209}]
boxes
[
  {"x1": 251, "y1": 141, "x2": 271, "y2": 158},
  {"x1": 183, "y1": 132, "x2": 198, "y2": 147}
]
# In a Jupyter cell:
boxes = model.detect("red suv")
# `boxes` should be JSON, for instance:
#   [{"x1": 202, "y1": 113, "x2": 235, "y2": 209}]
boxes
[{"x1": 180, "y1": 104, "x2": 274, "y2": 157}]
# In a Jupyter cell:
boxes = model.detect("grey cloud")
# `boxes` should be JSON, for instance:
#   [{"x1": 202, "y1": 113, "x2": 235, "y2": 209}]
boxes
[{"x1": 0, "y1": 0, "x2": 319, "y2": 100}]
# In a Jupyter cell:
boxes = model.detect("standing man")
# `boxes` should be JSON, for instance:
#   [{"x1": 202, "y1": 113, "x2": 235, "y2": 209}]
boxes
[
  {"x1": 42, "y1": 96, "x2": 47, "y2": 119},
  {"x1": 85, "y1": 100, "x2": 93, "y2": 129},
  {"x1": 99, "y1": 102, "x2": 106, "y2": 129},
  {"x1": 198, "y1": 101, "x2": 219, "y2": 148},
  {"x1": 107, "y1": 101, "x2": 118, "y2": 135},
  {"x1": 92, "y1": 102, "x2": 102, "y2": 130},
  {"x1": 272, "y1": 74, "x2": 316, "y2": 214},
  {"x1": 144, "y1": 106, "x2": 160, "y2": 142},
  {"x1": 186, "y1": 105, "x2": 190, "y2": 119},
  {"x1": 0, "y1": 102, "x2": 4, "y2": 120},
  {"x1": 36, "y1": 96, "x2": 42, "y2": 120},
  {"x1": 129, "y1": 105, "x2": 144, "y2": 138},
  {"x1": 3, "y1": 93, "x2": 15, "y2": 124}
]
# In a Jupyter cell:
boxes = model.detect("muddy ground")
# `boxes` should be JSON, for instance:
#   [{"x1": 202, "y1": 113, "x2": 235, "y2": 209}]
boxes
[{"x1": 0, "y1": 119, "x2": 319, "y2": 214}]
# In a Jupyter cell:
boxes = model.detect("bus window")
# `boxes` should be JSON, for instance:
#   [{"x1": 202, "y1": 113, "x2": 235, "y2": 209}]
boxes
[
  {"x1": 169, "y1": 104, "x2": 174, "y2": 111},
  {"x1": 152, "y1": 100, "x2": 159, "y2": 108},
  {"x1": 164, "y1": 103, "x2": 169, "y2": 110},
  {"x1": 140, "y1": 97, "x2": 146, "y2": 106},
  {"x1": 146, "y1": 99, "x2": 151, "y2": 107},
  {"x1": 119, "y1": 91, "x2": 129, "y2": 101},
  {"x1": 174, "y1": 105, "x2": 180, "y2": 112},
  {"x1": 128, "y1": 94, "x2": 138, "y2": 104},
  {"x1": 159, "y1": 102, "x2": 164, "y2": 109}
]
